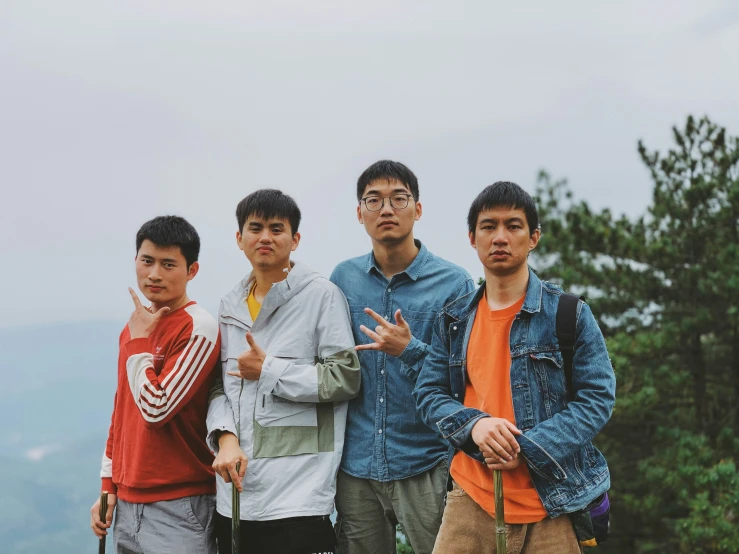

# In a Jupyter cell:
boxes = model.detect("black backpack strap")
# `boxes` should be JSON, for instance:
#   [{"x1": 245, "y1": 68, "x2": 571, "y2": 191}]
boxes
[{"x1": 556, "y1": 293, "x2": 582, "y2": 400}]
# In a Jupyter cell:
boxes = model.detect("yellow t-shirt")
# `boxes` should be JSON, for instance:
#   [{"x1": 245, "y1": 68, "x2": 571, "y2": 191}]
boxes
[
  {"x1": 450, "y1": 293, "x2": 547, "y2": 524},
  {"x1": 246, "y1": 282, "x2": 261, "y2": 322}
]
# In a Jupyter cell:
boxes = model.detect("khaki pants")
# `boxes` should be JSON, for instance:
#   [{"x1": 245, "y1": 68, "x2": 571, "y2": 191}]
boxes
[
  {"x1": 335, "y1": 461, "x2": 447, "y2": 554},
  {"x1": 432, "y1": 483, "x2": 582, "y2": 554}
]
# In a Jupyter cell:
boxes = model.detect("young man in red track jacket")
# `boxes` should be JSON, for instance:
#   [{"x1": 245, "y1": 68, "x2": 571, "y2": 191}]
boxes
[{"x1": 90, "y1": 216, "x2": 221, "y2": 554}]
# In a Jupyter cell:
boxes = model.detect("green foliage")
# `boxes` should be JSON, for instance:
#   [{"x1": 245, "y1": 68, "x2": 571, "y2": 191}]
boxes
[
  {"x1": 396, "y1": 525, "x2": 415, "y2": 553},
  {"x1": 531, "y1": 116, "x2": 739, "y2": 553}
]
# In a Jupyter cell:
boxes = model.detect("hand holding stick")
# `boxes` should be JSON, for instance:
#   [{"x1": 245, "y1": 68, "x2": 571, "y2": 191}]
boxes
[
  {"x1": 232, "y1": 462, "x2": 240, "y2": 554},
  {"x1": 98, "y1": 491, "x2": 109, "y2": 554}
]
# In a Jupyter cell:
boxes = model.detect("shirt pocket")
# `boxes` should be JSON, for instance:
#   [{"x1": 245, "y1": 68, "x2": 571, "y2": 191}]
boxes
[{"x1": 529, "y1": 350, "x2": 568, "y2": 407}]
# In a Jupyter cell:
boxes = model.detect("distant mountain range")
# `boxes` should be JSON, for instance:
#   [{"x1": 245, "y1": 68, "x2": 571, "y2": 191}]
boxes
[{"x1": 0, "y1": 321, "x2": 121, "y2": 553}]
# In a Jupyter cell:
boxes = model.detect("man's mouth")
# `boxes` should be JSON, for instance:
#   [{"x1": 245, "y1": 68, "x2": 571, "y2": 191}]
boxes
[
  {"x1": 378, "y1": 221, "x2": 397, "y2": 228},
  {"x1": 257, "y1": 247, "x2": 273, "y2": 253},
  {"x1": 148, "y1": 285, "x2": 164, "y2": 292},
  {"x1": 492, "y1": 250, "x2": 509, "y2": 257}
]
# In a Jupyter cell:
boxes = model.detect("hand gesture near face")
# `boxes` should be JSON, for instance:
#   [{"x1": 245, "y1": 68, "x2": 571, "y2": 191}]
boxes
[
  {"x1": 228, "y1": 332, "x2": 267, "y2": 380},
  {"x1": 127, "y1": 288, "x2": 170, "y2": 339},
  {"x1": 357, "y1": 308, "x2": 412, "y2": 358}
]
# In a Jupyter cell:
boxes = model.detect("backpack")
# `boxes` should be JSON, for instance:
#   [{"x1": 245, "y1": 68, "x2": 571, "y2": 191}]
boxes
[{"x1": 556, "y1": 293, "x2": 611, "y2": 547}]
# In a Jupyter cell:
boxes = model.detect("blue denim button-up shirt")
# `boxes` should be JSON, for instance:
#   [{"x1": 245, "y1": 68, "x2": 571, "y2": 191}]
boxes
[
  {"x1": 414, "y1": 269, "x2": 616, "y2": 517},
  {"x1": 330, "y1": 241, "x2": 474, "y2": 481}
]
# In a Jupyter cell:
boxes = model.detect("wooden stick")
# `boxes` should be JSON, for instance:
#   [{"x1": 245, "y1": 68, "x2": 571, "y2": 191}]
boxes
[
  {"x1": 99, "y1": 491, "x2": 108, "y2": 554},
  {"x1": 493, "y1": 470, "x2": 507, "y2": 554},
  {"x1": 232, "y1": 462, "x2": 240, "y2": 554}
]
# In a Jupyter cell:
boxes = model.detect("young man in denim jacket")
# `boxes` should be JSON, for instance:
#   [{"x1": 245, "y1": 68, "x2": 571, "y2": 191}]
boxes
[{"x1": 414, "y1": 182, "x2": 615, "y2": 553}]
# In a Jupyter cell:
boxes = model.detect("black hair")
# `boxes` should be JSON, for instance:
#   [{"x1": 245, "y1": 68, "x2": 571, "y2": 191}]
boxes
[
  {"x1": 356, "y1": 160, "x2": 419, "y2": 202},
  {"x1": 135, "y1": 215, "x2": 201, "y2": 268},
  {"x1": 467, "y1": 181, "x2": 539, "y2": 235},
  {"x1": 236, "y1": 189, "x2": 301, "y2": 235}
]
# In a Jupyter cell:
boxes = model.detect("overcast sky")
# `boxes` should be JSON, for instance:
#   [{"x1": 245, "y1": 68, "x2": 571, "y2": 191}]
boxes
[{"x1": 2, "y1": 0, "x2": 739, "y2": 329}]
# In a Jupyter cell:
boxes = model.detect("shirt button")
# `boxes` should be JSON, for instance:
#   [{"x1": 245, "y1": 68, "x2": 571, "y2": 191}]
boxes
[
  {"x1": 381, "y1": 370, "x2": 385, "y2": 375},
  {"x1": 454, "y1": 393, "x2": 459, "y2": 398},
  {"x1": 387, "y1": 287, "x2": 392, "y2": 292},
  {"x1": 384, "y1": 315, "x2": 389, "y2": 320},
  {"x1": 379, "y1": 398, "x2": 384, "y2": 403},
  {"x1": 453, "y1": 325, "x2": 458, "y2": 330},
  {"x1": 378, "y1": 429, "x2": 383, "y2": 434}
]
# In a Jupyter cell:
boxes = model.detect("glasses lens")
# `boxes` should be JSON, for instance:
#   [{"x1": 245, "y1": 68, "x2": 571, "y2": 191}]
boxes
[
  {"x1": 365, "y1": 197, "x2": 383, "y2": 211},
  {"x1": 391, "y1": 195, "x2": 409, "y2": 209}
]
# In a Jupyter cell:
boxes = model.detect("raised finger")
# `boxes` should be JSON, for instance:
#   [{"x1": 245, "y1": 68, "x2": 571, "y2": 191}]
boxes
[
  {"x1": 394, "y1": 309, "x2": 409, "y2": 328},
  {"x1": 364, "y1": 308, "x2": 392, "y2": 328},
  {"x1": 245, "y1": 332, "x2": 256, "y2": 348},
  {"x1": 359, "y1": 325, "x2": 382, "y2": 343},
  {"x1": 355, "y1": 343, "x2": 381, "y2": 351},
  {"x1": 128, "y1": 287, "x2": 143, "y2": 308}
]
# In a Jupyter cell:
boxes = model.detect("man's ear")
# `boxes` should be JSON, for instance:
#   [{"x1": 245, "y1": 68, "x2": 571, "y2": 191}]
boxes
[
  {"x1": 414, "y1": 201, "x2": 423, "y2": 222},
  {"x1": 356, "y1": 204, "x2": 363, "y2": 225},
  {"x1": 236, "y1": 230, "x2": 244, "y2": 251},
  {"x1": 529, "y1": 228, "x2": 541, "y2": 251},
  {"x1": 291, "y1": 232, "x2": 301, "y2": 251},
  {"x1": 469, "y1": 230, "x2": 476, "y2": 249},
  {"x1": 187, "y1": 261, "x2": 200, "y2": 281}
]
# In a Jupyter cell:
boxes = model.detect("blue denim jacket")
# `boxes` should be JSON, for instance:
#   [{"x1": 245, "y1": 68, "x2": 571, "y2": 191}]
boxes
[
  {"x1": 330, "y1": 241, "x2": 475, "y2": 481},
  {"x1": 413, "y1": 269, "x2": 615, "y2": 517}
]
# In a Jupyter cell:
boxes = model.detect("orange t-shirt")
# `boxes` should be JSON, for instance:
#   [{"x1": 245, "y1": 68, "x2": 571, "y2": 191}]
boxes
[{"x1": 450, "y1": 293, "x2": 547, "y2": 524}]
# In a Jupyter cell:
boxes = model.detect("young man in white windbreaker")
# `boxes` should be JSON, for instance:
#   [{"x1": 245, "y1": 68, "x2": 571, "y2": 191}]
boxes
[{"x1": 206, "y1": 189, "x2": 361, "y2": 554}]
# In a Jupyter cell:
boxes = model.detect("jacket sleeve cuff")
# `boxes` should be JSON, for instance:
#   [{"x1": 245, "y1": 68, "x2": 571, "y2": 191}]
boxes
[
  {"x1": 437, "y1": 408, "x2": 489, "y2": 450},
  {"x1": 123, "y1": 337, "x2": 152, "y2": 357},
  {"x1": 397, "y1": 337, "x2": 428, "y2": 372},
  {"x1": 258, "y1": 356, "x2": 290, "y2": 395},
  {"x1": 101, "y1": 477, "x2": 117, "y2": 495},
  {"x1": 517, "y1": 433, "x2": 568, "y2": 482}
]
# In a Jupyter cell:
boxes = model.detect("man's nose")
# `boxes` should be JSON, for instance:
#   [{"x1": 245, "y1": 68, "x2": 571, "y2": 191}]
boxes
[
  {"x1": 148, "y1": 265, "x2": 162, "y2": 281},
  {"x1": 379, "y1": 197, "x2": 395, "y2": 215},
  {"x1": 493, "y1": 229, "x2": 509, "y2": 244},
  {"x1": 258, "y1": 229, "x2": 272, "y2": 242}
]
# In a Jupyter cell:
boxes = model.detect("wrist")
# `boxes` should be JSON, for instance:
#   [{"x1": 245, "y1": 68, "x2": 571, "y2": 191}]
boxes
[{"x1": 217, "y1": 431, "x2": 239, "y2": 448}]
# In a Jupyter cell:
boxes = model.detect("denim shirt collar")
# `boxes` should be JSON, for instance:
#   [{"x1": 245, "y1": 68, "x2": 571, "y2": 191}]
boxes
[
  {"x1": 444, "y1": 267, "x2": 542, "y2": 320},
  {"x1": 364, "y1": 239, "x2": 429, "y2": 282}
]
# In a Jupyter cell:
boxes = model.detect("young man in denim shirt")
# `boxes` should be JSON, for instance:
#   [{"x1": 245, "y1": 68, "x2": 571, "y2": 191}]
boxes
[
  {"x1": 414, "y1": 182, "x2": 615, "y2": 553},
  {"x1": 330, "y1": 160, "x2": 475, "y2": 554}
]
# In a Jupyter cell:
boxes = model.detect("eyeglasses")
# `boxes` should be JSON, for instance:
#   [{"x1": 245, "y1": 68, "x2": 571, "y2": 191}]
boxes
[{"x1": 360, "y1": 194, "x2": 414, "y2": 212}]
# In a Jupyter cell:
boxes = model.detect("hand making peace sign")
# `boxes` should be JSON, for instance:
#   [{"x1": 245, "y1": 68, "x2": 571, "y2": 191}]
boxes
[
  {"x1": 127, "y1": 288, "x2": 170, "y2": 339},
  {"x1": 357, "y1": 308, "x2": 413, "y2": 358}
]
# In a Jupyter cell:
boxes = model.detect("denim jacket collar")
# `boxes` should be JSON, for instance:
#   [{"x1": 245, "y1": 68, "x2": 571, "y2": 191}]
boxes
[
  {"x1": 443, "y1": 267, "x2": 542, "y2": 320},
  {"x1": 364, "y1": 239, "x2": 429, "y2": 282}
]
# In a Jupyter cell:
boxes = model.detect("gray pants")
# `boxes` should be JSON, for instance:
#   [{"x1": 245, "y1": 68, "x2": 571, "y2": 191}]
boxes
[
  {"x1": 335, "y1": 461, "x2": 448, "y2": 554},
  {"x1": 113, "y1": 494, "x2": 217, "y2": 554}
]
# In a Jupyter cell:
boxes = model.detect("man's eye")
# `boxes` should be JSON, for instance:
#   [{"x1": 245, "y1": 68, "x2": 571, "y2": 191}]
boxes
[
  {"x1": 366, "y1": 198, "x2": 381, "y2": 207},
  {"x1": 510, "y1": 225, "x2": 521, "y2": 230}
]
